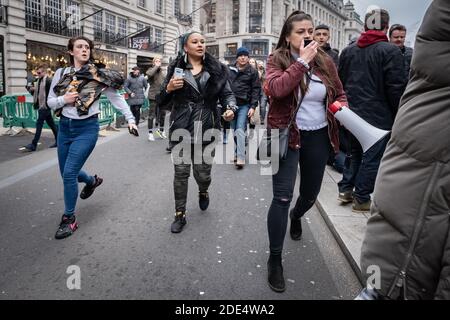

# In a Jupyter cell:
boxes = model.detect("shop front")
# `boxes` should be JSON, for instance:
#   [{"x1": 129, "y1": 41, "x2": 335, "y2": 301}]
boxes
[{"x1": 26, "y1": 41, "x2": 127, "y2": 75}]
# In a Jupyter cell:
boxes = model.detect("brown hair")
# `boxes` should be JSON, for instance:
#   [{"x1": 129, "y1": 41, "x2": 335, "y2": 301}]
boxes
[
  {"x1": 272, "y1": 10, "x2": 336, "y2": 96},
  {"x1": 389, "y1": 24, "x2": 406, "y2": 37},
  {"x1": 67, "y1": 36, "x2": 96, "y2": 65},
  {"x1": 364, "y1": 9, "x2": 390, "y2": 31}
]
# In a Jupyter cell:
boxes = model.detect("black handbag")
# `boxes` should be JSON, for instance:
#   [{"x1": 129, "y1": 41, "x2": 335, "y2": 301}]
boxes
[{"x1": 257, "y1": 76, "x2": 309, "y2": 161}]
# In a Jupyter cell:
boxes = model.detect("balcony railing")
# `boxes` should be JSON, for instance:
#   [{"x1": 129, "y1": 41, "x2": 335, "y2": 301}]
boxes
[
  {"x1": 25, "y1": 11, "x2": 82, "y2": 37},
  {"x1": 94, "y1": 29, "x2": 128, "y2": 47}
]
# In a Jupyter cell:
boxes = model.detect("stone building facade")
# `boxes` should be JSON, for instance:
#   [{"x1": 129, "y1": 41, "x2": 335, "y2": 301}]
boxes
[
  {"x1": 1, "y1": 0, "x2": 200, "y2": 95},
  {"x1": 200, "y1": 0, "x2": 362, "y2": 64},
  {"x1": 343, "y1": 0, "x2": 364, "y2": 46}
]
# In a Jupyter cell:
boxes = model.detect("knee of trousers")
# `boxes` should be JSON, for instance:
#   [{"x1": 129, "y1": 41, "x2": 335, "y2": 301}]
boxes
[
  {"x1": 272, "y1": 195, "x2": 293, "y2": 208},
  {"x1": 174, "y1": 164, "x2": 191, "y2": 180},
  {"x1": 62, "y1": 170, "x2": 79, "y2": 183}
]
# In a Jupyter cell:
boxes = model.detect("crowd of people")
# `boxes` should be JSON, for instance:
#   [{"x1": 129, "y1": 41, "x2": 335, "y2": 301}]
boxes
[{"x1": 20, "y1": 0, "x2": 449, "y2": 299}]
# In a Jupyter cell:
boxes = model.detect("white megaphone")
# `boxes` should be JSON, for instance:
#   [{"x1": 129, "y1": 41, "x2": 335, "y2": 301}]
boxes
[{"x1": 329, "y1": 101, "x2": 390, "y2": 153}]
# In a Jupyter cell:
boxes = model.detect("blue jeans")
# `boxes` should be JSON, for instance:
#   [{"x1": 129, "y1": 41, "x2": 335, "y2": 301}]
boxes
[
  {"x1": 57, "y1": 116, "x2": 99, "y2": 215},
  {"x1": 338, "y1": 133, "x2": 390, "y2": 203},
  {"x1": 230, "y1": 104, "x2": 250, "y2": 161}
]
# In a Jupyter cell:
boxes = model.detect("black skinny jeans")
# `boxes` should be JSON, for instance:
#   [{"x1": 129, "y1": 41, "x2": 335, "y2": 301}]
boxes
[
  {"x1": 130, "y1": 105, "x2": 141, "y2": 125},
  {"x1": 267, "y1": 127, "x2": 331, "y2": 254}
]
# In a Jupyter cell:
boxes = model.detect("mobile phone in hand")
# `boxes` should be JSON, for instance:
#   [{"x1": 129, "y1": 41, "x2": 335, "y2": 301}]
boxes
[
  {"x1": 304, "y1": 39, "x2": 313, "y2": 47},
  {"x1": 174, "y1": 67, "x2": 184, "y2": 78}
]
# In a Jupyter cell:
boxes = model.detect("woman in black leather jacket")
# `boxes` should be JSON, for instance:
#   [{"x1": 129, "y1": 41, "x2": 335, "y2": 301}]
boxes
[{"x1": 157, "y1": 32, "x2": 237, "y2": 233}]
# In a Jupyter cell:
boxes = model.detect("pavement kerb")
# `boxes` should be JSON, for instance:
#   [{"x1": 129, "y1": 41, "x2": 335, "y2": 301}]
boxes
[{"x1": 315, "y1": 199, "x2": 365, "y2": 286}]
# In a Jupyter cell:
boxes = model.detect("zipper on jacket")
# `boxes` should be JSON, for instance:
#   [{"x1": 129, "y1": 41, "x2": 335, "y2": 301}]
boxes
[
  {"x1": 386, "y1": 162, "x2": 443, "y2": 299},
  {"x1": 194, "y1": 108, "x2": 203, "y2": 143},
  {"x1": 394, "y1": 271, "x2": 408, "y2": 300}
]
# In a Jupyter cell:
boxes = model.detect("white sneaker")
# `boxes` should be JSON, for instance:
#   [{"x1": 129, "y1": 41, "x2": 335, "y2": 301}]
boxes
[
  {"x1": 161, "y1": 131, "x2": 168, "y2": 139},
  {"x1": 148, "y1": 132, "x2": 155, "y2": 141}
]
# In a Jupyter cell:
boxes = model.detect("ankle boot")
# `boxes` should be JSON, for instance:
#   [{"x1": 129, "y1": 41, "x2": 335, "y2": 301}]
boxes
[
  {"x1": 171, "y1": 211, "x2": 186, "y2": 233},
  {"x1": 267, "y1": 254, "x2": 285, "y2": 292},
  {"x1": 199, "y1": 192, "x2": 209, "y2": 211},
  {"x1": 289, "y1": 209, "x2": 302, "y2": 241}
]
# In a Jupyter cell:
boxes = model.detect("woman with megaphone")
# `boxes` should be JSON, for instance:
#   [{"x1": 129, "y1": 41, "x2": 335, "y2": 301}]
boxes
[{"x1": 263, "y1": 10, "x2": 348, "y2": 292}]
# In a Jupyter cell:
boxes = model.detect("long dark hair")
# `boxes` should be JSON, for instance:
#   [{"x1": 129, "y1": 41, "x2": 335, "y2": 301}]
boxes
[
  {"x1": 272, "y1": 11, "x2": 336, "y2": 96},
  {"x1": 67, "y1": 36, "x2": 96, "y2": 65}
]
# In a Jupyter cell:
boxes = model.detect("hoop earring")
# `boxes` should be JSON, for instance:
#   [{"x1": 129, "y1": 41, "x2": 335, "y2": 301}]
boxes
[
  {"x1": 202, "y1": 53, "x2": 206, "y2": 61},
  {"x1": 184, "y1": 51, "x2": 188, "y2": 64}
]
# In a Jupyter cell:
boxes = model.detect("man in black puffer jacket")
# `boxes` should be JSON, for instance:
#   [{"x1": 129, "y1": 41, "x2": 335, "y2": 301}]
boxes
[{"x1": 337, "y1": 8, "x2": 407, "y2": 213}]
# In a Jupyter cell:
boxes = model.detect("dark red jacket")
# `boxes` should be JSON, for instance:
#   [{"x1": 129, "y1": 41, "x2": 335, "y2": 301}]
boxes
[{"x1": 265, "y1": 53, "x2": 347, "y2": 152}]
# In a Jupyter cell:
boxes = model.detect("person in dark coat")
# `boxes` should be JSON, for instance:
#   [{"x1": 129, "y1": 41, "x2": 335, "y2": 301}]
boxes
[
  {"x1": 227, "y1": 47, "x2": 261, "y2": 169},
  {"x1": 314, "y1": 24, "x2": 339, "y2": 67},
  {"x1": 357, "y1": 0, "x2": 450, "y2": 300},
  {"x1": 24, "y1": 65, "x2": 58, "y2": 152},
  {"x1": 389, "y1": 24, "x2": 414, "y2": 79},
  {"x1": 146, "y1": 57, "x2": 168, "y2": 141},
  {"x1": 124, "y1": 66, "x2": 147, "y2": 125},
  {"x1": 337, "y1": 8, "x2": 408, "y2": 213},
  {"x1": 157, "y1": 32, "x2": 237, "y2": 234}
]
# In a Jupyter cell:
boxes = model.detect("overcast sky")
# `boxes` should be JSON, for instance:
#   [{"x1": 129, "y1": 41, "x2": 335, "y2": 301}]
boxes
[{"x1": 351, "y1": 0, "x2": 432, "y2": 46}]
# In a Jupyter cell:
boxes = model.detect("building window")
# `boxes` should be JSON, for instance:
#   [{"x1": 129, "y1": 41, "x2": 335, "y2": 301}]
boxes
[
  {"x1": 65, "y1": 0, "x2": 81, "y2": 30},
  {"x1": 105, "y1": 12, "x2": 116, "y2": 33},
  {"x1": 46, "y1": 0, "x2": 62, "y2": 21},
  {"x1": 232, "y1": 0, "x2": 239, "y2": 34},
  {"x1": 155, "y1": 0, "x2": 163, "y2": 14},
  {"x1": 154, "y1": 28, "x2": 163, "y2": 46},
  {"x1": 136, "y1": 22, "x2": 144, "y2": 32},
  {"x1": 226, "y1": 43, "x2": 237, "y2": 56},
  {"x1": 118, "y1": 17, "x2": 127, "y2": 38},
  {"x1": 174, "y1": 0, "x2": 181, "y2": 16},
  {"x1": 138, "y1": 0, "x2": 146, "y2": 8},
  {"x1": 148, "y1": 26, "x2": 154, "y2": 42},
  {"x1": 206, "y1": 45, "x2": 219, "y2": 59},
  {"x1": 93, "y1": 11, "x2": 128, "y2": 47},
  {"x1": 93, "y1": 10, "x2": 103, "y2": 42},
  {"x1": 26, "y1": 0, "x2": 82, "y2": 37},
  {"x1": 242, "y1": 41, "x2": 269, "y2": 56},
  {"x1": 206, "y1": 2, "x2": 216, "y2": 33},
  {"x1": 25, "y1": 0, "x2": 42, "y2": 30},
  {"x1": 249, "y1": 0, "x2": 262, "y2": 33}
]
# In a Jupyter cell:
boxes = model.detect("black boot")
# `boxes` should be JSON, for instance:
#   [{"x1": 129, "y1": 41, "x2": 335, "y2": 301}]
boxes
[
  {"x1": 199, "y1": 192, "x2": 209, "y2": 211},
  {"x1": 267, "y1": 254, "x2": 285, "y2": 292},
  {"x1": 289, "y1": 209, "x2": 302, "y2": 241},
  {"x1": 171, "y1": 211, "x2": 186, "y2": 233}
]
